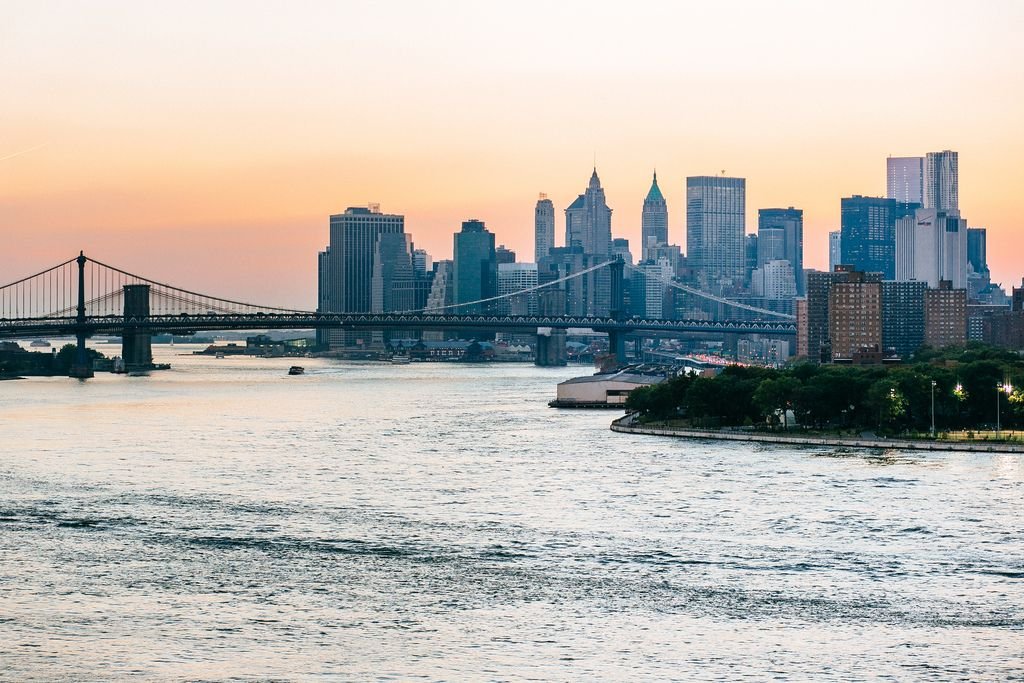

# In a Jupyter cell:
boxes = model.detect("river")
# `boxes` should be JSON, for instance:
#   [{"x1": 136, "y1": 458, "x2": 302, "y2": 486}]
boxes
[{"x1": 1, "y1": 344, "x2": 1021, "y2": 680}]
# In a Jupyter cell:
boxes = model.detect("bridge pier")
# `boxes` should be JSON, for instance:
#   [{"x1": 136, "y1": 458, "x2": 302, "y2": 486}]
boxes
[
  {"x1": 535, "y1": 328, "x2": 567, "y2": 366},
  {"x1": 607, "y1": 330, "x2": 628, "y2": 367},
  {"x1": 122, "y1": 284, "x2": 154, "y2": 370}
]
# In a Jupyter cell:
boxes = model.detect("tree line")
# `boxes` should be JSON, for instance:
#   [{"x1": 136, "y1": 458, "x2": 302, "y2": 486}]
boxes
[{"x1": 625, "y1": 343, "x2": 1024, "y2": 434}]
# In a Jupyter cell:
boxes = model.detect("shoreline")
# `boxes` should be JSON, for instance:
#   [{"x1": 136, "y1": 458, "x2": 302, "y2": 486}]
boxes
[{"x1": 610, "y1": 415, "x2": 1024, "y2": 453}]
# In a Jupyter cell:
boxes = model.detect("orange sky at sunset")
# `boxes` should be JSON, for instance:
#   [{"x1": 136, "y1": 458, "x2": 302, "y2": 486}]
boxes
[{"x1": 3, "y1": 1, "x2": 1023, "y2": 308}]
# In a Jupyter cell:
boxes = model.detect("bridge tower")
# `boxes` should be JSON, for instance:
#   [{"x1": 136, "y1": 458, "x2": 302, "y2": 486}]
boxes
[
  {"x1": 68, "y1": 252, "x2": 94, "y2": 379},
  {"x1": 122, "y1": 284, "x2": 154, "y2": 370},
  {"x1": 605, "y1": 257, "x2": 629, "y2": 366}
]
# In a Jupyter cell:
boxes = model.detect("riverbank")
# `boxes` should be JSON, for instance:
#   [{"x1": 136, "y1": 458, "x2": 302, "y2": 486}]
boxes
[{"x1": 610, "y1": 414, "x2": 1024, "y2": 453}]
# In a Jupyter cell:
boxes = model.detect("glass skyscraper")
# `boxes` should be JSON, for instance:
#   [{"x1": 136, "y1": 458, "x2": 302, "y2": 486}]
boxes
[
  {"x1": 924, "y1": 150, "x2": 958, "y2": 212},
  {"x1": 840, "y1": 196, "x2": 917, "y2": 280},
  {"x1": 534, "y1": 194, "x2": 555, "y2": 262},
  {"x1": 686, "y1": 176, "x2": 746, "y2": 290},
  {"x1": 886, "y1": 156, "x2": 924, "y2": 205},
  {"x1": 757, "y1": 207, "x2": 804, "y2": 295},
  {"x1": 453, "y1": 219, "x2": 497, "y2": 314}
]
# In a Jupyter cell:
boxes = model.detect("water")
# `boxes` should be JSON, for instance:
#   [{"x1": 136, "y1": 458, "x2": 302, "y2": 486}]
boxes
[{"x1": 1, "y1": 345, "x2": 1022, "y2": 681}]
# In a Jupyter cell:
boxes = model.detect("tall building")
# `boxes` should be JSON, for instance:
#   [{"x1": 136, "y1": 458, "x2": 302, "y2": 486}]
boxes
[
  {"x1": 539, "y1": 247, "x2": 612, "y2": 317},
  {"x1": 894, "y1": 208, "x2": 968, "y2": 289},
  {"x1": 828, "y1": 231, "x2": 842, "y2": 273},
  {"x1": 453, "y1": 219, "x2": 497, "y2": 314},
  {"x1": 630, "y1": 259, "x2": 673, "y2": 318},
  {"x1": 322, "y1": 206, "x2": 405, "y2": 347},
  {"x1": 924, "y1": 281, "x2": 967, "y2": 348},
  {"x1": 423, "y1": 260, "x2": 453, "y2": 340},
  {"x1": 757, "y1": 207, "x2": 804, "y2": 295},
  {"x1": 611, "y1": 237, "x2": 633, "y2": 265},
  {"x1": 751, "y1": 260, "x2": 797, "y2": 299},
  {"x1": 804, "y1": 267, "x2": 882, "y2": 363},
  {"x1": 496, "y1": 245, "x2": 517, "y2": 265},
  {"x1": 744, "y1": 234, "x2": 759, "y2": 287},
  {"x1": 534, "y1": 194, "x2": 555, "y2": 262},
  {"x1": 316, "y1": 247, "x2": 331, "y2": 347},
  {"x1": 686, "y1": 176, "x2": 746, "y2": 290},
  {"x1": 840, "y1": 196, "x2": 917, "y2": 280},
  {"x1": 924, "y1": 150, "x2": 958, "y2": 211},
  {"x1": 412, "y1": 248, "x2": 432, "y2": 277},
  {"x1": 829, "y1": 271, "x2": 883, "y2": 360},
  {"x1": 565, "y1": 169, "x2": 613, "y2": 256},
  {"x1": 882, "y1": 280, "x2": 927, "y2": 359},
  {"x1": 497, "y1": 262, "x2": 538, "y2": 315},
  {"x1": 967, "y1": 227, "x2": 988, "y2": 276},
  {"x1": 641, "y1": 171, "x2": 668, "y2": 252},
  {"x1": 887, "y1": 156, "x2": 924, "y2": 205}
]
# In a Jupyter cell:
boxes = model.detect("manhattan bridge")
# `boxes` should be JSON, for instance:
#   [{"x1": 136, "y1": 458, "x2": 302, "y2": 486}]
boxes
[{"x1": 0, "y1": 252, "x2": 795, "y2": 378}]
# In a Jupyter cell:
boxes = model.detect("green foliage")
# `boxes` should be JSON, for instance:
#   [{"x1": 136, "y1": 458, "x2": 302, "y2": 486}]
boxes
[{"x1": 626, "y1": 344, "x2": 1024, "y2": 432}]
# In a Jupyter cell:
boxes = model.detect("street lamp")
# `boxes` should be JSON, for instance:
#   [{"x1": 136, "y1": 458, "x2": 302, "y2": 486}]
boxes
[
  {"x1": 997, "y1": 383, "x2": 1004, "y2": 436},
  {"x1": 930, "y1": 380, "x2": 937, "y2": 437}
]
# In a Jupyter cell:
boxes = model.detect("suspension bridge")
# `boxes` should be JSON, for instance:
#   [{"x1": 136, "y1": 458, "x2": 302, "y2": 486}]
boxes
[{"x1": 0, "y1": 253, "x2": 796, "y2": 377}]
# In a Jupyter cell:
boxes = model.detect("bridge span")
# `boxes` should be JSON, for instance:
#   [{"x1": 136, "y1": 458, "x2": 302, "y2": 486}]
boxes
[{"x1": 0, "y1": 253, "x2": 795, "y2": 377}]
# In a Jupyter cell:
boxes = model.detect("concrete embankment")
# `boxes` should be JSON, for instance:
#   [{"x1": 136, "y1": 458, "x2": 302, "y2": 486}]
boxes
[{"x1": 610, "y1": 415, "x2": 1024, "y2": 453}]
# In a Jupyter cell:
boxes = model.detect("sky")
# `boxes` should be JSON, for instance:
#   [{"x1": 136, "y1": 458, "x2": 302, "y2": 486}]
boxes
[{"x1": 2, "y1": 0, "x2": 1023, "y2": 309}]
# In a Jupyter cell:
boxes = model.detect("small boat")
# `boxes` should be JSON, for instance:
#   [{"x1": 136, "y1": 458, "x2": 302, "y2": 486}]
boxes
[
  {"x1": 215, "y1": 352, "x2": 225, "y2": 359},
  {"x1": 391, "y1": 355, "x2": 411, "y2": 365},
  {"x1": 30, "y1": 339, "x2": 51, "y2": 348},
  {"x1": 288, "y1": 366, "x2": 305, "y2": 375}
]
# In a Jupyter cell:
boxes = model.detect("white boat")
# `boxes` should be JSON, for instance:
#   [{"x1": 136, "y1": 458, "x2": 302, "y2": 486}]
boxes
[{"x1": 391, "y1": 355, "x2": 411, "y2": 365}]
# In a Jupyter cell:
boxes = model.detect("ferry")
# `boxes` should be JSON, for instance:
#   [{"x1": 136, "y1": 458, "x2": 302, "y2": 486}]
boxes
[
  {"x1": 390, "y1": 355, "x2": 411, "y2": 365},
  {"x1": 29, "y1": 339, "x2": 51, "y2": 348}
]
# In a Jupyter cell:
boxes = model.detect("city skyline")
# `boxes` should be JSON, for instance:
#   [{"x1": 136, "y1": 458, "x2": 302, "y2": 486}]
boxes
[{"x1": 3, "y1": 1, "x2": 1024, "y2": 309}]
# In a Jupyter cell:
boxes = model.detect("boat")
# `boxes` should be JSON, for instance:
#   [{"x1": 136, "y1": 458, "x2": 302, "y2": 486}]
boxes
[
  {"x1": 29, "y1": 339, "x2": 51, "y2": 348},
  {"x1": 215, "y1": 352, "x2": 225, "y2": 359},
  {"x1": 391, "y1": 355, "x2": 411, "y2": 365},
  {"x1": 288, "y1": 366, "x2": 305, "y2": 375}
]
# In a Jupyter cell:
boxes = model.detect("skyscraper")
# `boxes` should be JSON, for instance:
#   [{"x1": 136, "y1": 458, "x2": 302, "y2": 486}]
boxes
[
  {"x1": 453, "y1": 219, "x2": 497, "y2": 314},
  {"x1": 828, "y1": 231, "x2": 842, "y2": 272},
  {"x1": 564, "y1": 169, "x2": 613, "y2": 256},
  {"x1": 641, "y1": 171, "x2": 668, "y2": 253},
  {"x1": 967, "y1": 227, "x2": 988, "y2": 276},
  {"x1": 924, "y1": 150, "x2": 958, "y2": 211},
  {"x1": 534, "y1": 194, "x2": 555, "y2": 262},
  {"x1": 757, "y1": 207, "x2": 804, "y2": 295},
  {"x1": 686, "y1": 176, "x2": 746, "y2": 290},
  {"x1": 887, "y1": 156, "x2": 924, "y2": 205},
  {"x1": 322, "y1": 205, "x2": 405, "y2": 347},
  {"x1": 840, "y1": 196, "x2": 917, "y2": 280},
  {"x1": 894, "y1": 208, "x2": 968, "y2": 289}
]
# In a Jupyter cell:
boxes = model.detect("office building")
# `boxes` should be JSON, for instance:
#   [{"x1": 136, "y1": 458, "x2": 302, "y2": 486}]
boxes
[
  {"x1": 539, "y1": 246, "x2": 612, "y2": 317},
  {"x1": 496, "y1": 245, "x2": 517, "y2": 265},
  {"x1": 316, "y1": 247, "x2": 331, "y2": 347},
  {"x1": 924, "y1": 150, "x2": 958, "y2": 211},
  {"x1": 412, "y1": 248, "x2": 432, "y2": 277},
  {"x1": 751, "y1": 260, "x2": 797, "y2": 299},
  {"x1": 423, "y1": 260, "x2": 453, "y2": 340},
  {"x1": 611, "y1": 237, "x2": 633, "y2": 265},
  {"x1": 924, "y1": 281, "x2": 967, "y2": 348},
  {"x1": 744, "y1": 234, "x2": 759, "y2": 287},
  {"x1": 804, "y1": 266, "x2": 883, "y2": 363},
  {"x1": 686, "y1": 176, "x2": 746, "y2": 290},
  {"x1": 828, "y1": 231, "x2": 842, "y2": 273},
  {"x1": 882, "y1": 280, "x2": 927, "y2": 359},
  {"x1": 641, "y1": 171, "x2": 668, "y2": 251},
  {"x1": 894, "y1": 208, "x2": 968, "y2": 289},
  {"x1": 534, "y1": 194, "x2": 555, "y2": 262},
  {"x1": 757, "y1": 207, "x2": 803, "y2": 295},
  {"x1": 565, "y1": 169, "x2": 613, "y2": 256},
  {"x1": 453, "y1": 219, "x2": 497, "y2": 314},
  {"x1": 322, "y1": 206, "x2": 405, "y2": 347},
  {"x1": 498, "y1": 262, "x2": 538, "y2": 315},
  {"x1": 840, "y1": 196, "x2": 917, "y2": 280},
  {"x1": 967, "y1": 227, "x2": 988, "y2": 276},
  {"x1": 887, "y1": 156, "x2": 924, "y2": 205}
]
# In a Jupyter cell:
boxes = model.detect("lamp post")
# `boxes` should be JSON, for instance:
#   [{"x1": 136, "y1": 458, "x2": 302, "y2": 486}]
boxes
[
  {"x1": 930, "y1": 380, "x2": 937, "y2": 437},
  {"x1": 997, "y1": 383, "x2": 1003, "y2": 436}
]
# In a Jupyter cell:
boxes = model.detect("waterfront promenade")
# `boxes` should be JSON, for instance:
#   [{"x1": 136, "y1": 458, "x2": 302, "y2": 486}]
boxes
[{"x1": 611, "y1": 414, "x2": 1024, "y2": 453}]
